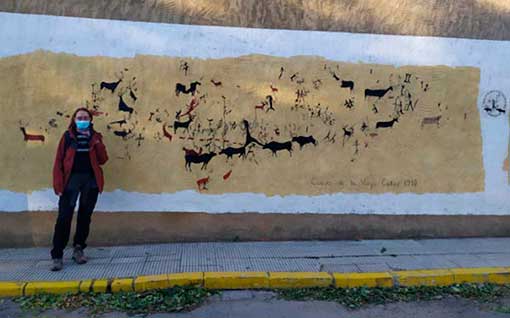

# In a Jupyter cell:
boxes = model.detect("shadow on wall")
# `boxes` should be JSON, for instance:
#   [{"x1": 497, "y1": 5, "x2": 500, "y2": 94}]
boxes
[{"x1": 1, "y1": 0, "x2": 510, "y2": 40}]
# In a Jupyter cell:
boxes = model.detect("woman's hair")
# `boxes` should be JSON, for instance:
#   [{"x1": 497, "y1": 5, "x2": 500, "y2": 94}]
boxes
[{"x1": 69, "y1": 107, "x2": 94, "y2": 130}]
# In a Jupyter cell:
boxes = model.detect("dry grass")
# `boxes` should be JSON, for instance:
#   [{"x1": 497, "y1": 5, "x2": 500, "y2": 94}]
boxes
[{"x1": 0, "y1": 0, "x2": 509, "y2": 40}]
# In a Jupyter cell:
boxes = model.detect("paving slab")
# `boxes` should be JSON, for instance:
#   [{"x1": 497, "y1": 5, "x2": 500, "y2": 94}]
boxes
[
  {"x1": 0, "y1": 238, "x2": 509, "y2": 281},
  {"x1": 142, "y1": 260, "x2": 181, "y2": 275},
  {"x1": 320, "y1": 264, "x2": 360, "y2": 273}
]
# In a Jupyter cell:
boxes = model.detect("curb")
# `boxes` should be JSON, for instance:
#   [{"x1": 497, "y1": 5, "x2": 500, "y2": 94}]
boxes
[{"x1": 1, "y1": 267, "x2": 510, "y2": 297}]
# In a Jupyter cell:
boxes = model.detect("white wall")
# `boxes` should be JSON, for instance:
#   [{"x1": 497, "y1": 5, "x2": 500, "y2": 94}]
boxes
[{"x1": 0, "y1": 12, "x2": 509, "y2": 215}]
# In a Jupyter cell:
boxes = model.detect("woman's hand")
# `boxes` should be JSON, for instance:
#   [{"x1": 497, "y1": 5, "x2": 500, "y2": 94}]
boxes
[{"x1": 94, "y1": 138, "x2": 109, "y2": 165}]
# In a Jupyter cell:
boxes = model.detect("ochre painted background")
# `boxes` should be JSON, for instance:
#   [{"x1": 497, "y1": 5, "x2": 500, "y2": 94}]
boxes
[{"x1": 0, "y1": 51, "x2": 483, "y2": 194}]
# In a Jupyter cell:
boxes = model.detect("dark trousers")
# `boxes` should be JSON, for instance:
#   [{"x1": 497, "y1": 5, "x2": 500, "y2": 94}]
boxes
[{"x1": 51, "y1": 173, "x2": 99, "y2": 259}]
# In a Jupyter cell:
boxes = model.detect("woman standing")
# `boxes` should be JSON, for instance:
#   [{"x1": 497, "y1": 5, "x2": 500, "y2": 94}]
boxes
[{"x1": 51, "y1": 108, "x2": 108, "y2": 271}]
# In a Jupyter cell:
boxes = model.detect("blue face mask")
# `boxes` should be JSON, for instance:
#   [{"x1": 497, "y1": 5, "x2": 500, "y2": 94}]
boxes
[{"x1": 75, "y1": 120, "x2": 90, "y2": 130}]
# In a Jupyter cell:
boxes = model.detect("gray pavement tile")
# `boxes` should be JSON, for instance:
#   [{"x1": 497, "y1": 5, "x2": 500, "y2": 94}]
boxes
[
  {"x1": 109, "y1": 248, "x2": 150, "y2": 258},
  {"x1": 318, "y1": 256, "x2": 396, "y2": 265},
  {"x1": 208, "y1": 247, "x2": 253, "y2": 260},
  {"x1": 446, "y1": 238, "x2": 510, "y2": 253},
  {"x1": 100, "y1": 263, "x2": 145, "y2": 279},
  {"x1": 110, "y1": 256, "x2": 146, "y2": 264},
  {"x1": 214, "y1": 242, "x2": 298, "y2": 258},
  {"x1": 248, "y1": 258, "x2": 320, "y2": 272},
  {"x1": 411, "y1": 255, "x2": 458, "y2": 269},
  {"x1": 141, "y1": 244, "x2": 183, "y2": 257},
  {"x1": 474, "y1": 254, "x2": 510, "y2": 267},
  {"x1": 15, "y1": 259, "x2": 76, "y2": 280},
  {"x1": 444, "y1": 254, "x2": 492, "y2": 268},
  {"x1": 142, "y1": 260, "x2": 181, "y2": 275},
  {"x1": 17, "y1": 260, "x2": 79, "y2": 281},
  {"x1": 34, "y1": 257, "x2": 111, "y2": 268},
  {"x1": 181, "y1": 244, "x2": 222, "y2": 259},
  {"x1": 147, "y1": 255, "x2": 182, "y2": 262},
  {"x1": 1, "y1": 248, "x2": 51, "y2": 260},
  {"x1": 360, "y1": 239, "x2": 426, "y2": 255},
  {"x1": 0, "y1": 249, "x2": 13, "y2": 260},
  {"x1": 0, "y1": 260, "x2": 35, "y2": 271},
  {"x1": 109, "y1": 245, "x2": 166, "y2": 257},
  {"x1": 2, "y1": 239, "x2": 510, "y2": 281},
  {"x1": 86, "y1": 257, "x2": 112, "y2": 265},
  {"x1": 356, "y1": 263, "x2": 392, "y2": 272},
  {"x1": 320, "y1": 264, "x2": 360, "y2": 273},
  {"x1": 34, "y1": 260, "x2": 54, "y2": 268},
  {"x1": 86, "y1": 247, "x2": 114, "y2": 258},
  {"x1": 180, "y1": 253, "x2": 218, "y2": 267},
  {"x1": 22, "y1": 262, "x2": 145, "y2": 281},
  {"x1": 243, "y1": 248, "x2": 284, "y2": 259},
  {"x1": 241, "y1": 242, "x2": 330, "y2": 258},
  {"x1": 217, "y1": 258, "x2": 253, "y2": 272},
  {"x1": 274, "y1": 246, "x2": 378, "y2": 258},
  {"x1": 386, "y1": 255, "x2": 431, "y2": 271},
  {"x1": 318, "y1": 241, "x2": 383, "y2": 256},
  {"x1": 0, "y1": 271, "x2": 32, "y2": 281},
  {"x1": 461, "y1": 238, "x2": 510, "y2": 254},
  {"x1": 56, "y1": 265, "x2": 110, "y2": 281},
  {"x1": 180, "y1": 265, "x2": 224, "y2": 272},
  {"x1": 414, "y1": 238, "x2": 499, "y2": 254}
]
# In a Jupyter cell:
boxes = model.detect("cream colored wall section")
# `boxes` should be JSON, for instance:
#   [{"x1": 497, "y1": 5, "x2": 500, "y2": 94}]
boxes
[{"x1": 0, "y1": 12, "x2": 508, "y2": 214}]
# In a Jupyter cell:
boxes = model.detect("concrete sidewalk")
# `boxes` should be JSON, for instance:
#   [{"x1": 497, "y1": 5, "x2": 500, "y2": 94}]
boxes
[{"x1": 1, "y1": 238, "x2": 509, "y2": 282}]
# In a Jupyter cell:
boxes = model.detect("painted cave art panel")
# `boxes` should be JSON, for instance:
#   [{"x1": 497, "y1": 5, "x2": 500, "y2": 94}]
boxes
[{"x1": 0, "y1": 51, "x2": 483, "y2": 194}]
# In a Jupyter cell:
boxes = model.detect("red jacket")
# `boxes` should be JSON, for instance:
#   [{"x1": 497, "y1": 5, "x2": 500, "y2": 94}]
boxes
[{"x1": 52, "y1": 125, "x2": 108, "y2": 194}]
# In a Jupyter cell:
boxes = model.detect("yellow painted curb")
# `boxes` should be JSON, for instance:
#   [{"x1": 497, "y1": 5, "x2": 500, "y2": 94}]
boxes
[
  {"x1": 334, "y1": 272, "x2": 394, "y2": 288},
  {"x1": 133, "y1": 272, "x2": 203, "y2": 292},
  {"x1": 134, "y1": 274, "x2": 170, "y2": 292},
  {"x1": 2, "y1": 267, "x2": 510, "y2": 297},
  {"x1": 204, "y1": 272, "x2": 269, "y2": 289},
  {"x1": 394, "y1": 269, "x2": 454, "y2": 286},
  {"x1": 79, "y1": 280, "x2": 93, "y2": 293},
  {"x1": 168, "y1": 272, "x2": 204, "y2": 287},
  {"x1": 451, "y1": 267, "x2": 504, "y2": 284},
  {"x1": 0, "y1": 282, "x2": 25, "y2": 297},
  {"x1": 111, "y1": 278, "x2": 134, "y2": 292},
  {"x1": 24, "y1": 281, "x2": 80, "y2": 295},
  {"x1": 92, "y1": 279, "x2": 108, "y2": 293},
  {"x1": 488, "y1": 267, "x2": 510, "y2": 284},
  {"x1": 269, "y1": 272, "x2": 333, "y2": 288}
]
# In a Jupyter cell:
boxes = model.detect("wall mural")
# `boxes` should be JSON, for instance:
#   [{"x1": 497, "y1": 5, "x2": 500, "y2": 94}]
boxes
[{"x1": 0, "y1": 51, "x2": 483, "y2": 195}]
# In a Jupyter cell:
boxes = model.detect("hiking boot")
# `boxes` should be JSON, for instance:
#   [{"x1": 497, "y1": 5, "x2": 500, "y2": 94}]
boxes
[
  {"x1": 72, "y1": 245, "x2": 87, "y2": 264},
  {"x1": 50, "y1": 258, "x2": 63, "y2": 271}
]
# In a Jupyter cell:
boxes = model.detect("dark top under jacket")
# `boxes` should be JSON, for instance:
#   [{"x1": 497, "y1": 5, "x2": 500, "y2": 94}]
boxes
[{"x1": 71, "y1": 131, "x2": 93, "y2": 175}]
